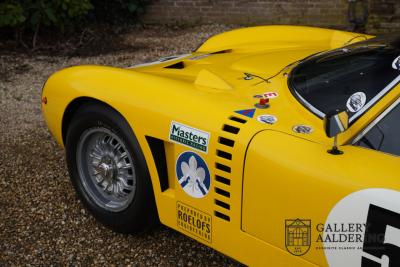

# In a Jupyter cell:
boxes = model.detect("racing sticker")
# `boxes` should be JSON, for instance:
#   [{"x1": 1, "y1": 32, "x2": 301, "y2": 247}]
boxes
[
  {"x1": 257, "y1": 115, "x2": 277, "y2": 125},
  {"x1": 235, "y1": 108, "x2": 256, "y2": 118},
  {"x1": 263, "y1": 92, "x2": 279, "y2": 99},
  {"x1": 293, "y1": 125, "x2": 314, "y2": 134},
  {"x1": 392, "y1": 56, "x2": 400, "y2": 70},
  {"x1": 253, "y1": 92, "x2": 279, "y2": 99},
  {"x1": 346, "y1": 92, "x2": 367, "y2": 113},
  {"x1": 176, "y1": 151, "x2": 211, "y2": 198},
  {"x1": 177, "y1": 202, "x2": 212, "y2": 242},
  {"x1": 169, "y1": 121, "x2": 210, "y2": 153},
  {"x1": 324, "y1": 189, "x2": 400, "y2": 267}
]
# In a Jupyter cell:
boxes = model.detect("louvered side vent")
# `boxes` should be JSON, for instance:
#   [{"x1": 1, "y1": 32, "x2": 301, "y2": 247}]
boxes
[{"x1": 214, "y1": 116, "x2": 246, "y2": 222}]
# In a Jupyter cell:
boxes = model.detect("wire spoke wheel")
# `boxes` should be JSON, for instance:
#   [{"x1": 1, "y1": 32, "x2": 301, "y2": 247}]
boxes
[
  {"x1": 76, "y1": 127, "x2": 136, "y2": 212},
  {"x1": 66, "y1": 103, "x2": 158, "y2": 233}
]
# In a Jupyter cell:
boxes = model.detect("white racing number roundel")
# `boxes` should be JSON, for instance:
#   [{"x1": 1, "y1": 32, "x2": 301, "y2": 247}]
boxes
[
  {"x1": 324, "y1": 189, "x2": 400, "y2": 267},
  {"x1": 176, "y1": 151, "x2": 211, "y2": 198}
]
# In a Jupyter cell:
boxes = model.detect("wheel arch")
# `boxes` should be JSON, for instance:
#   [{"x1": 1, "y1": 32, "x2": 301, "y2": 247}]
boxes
[
  {"x1": 62, "y1": 96, "x2": 163, "y2": 220},
  {"x1": 62, "y1": 96, "x2": 118, "y2": 146},
  {"x1": 61, "y1": 96, "x2": 166, "y2": 205}
]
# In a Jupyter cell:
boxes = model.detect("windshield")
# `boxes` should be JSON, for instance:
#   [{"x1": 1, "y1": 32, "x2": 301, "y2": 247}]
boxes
[{"x1": 289, "y1": 37, "x2": 400, "y2": 123}]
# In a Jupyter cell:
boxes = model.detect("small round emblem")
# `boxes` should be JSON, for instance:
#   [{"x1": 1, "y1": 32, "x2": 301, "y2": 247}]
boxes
[
  {"x1": 293, "y1": 125, "x2": 314, "y2": 134},
  {"x1": 257, "y1": 115, "x2": 277, "y2": 125}
]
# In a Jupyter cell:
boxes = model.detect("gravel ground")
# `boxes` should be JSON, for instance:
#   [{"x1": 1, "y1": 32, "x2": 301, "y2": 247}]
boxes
[{"x1": 0, "y1": 24, "x2": 244, "y2": 266}]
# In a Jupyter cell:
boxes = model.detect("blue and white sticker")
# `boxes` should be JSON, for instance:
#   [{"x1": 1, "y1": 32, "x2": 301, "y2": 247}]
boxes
[
  {"x1": 293, "y1": 125, "x2": 314, "y2": 134},
  {"x1": 176, "y1": 151, "x2": 211, "y2": 198},
  {"x1": 257, "y1": 114, "x2": 277, "y2": 125}
]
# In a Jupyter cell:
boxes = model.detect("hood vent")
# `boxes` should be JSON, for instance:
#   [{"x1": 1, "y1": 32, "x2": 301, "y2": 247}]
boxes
[
  {"x1": 164, "y1": 61, "x2": 185, "y2": 69},
  {"x1": 213, "y1": 115, "x2": 247, "y2": 222},
  {"x1": 164, "y1": 49, "x2": 232, "y2": 69},
  {"x1": 211, "y1": 49, "x2": 232, "y2": 54}
]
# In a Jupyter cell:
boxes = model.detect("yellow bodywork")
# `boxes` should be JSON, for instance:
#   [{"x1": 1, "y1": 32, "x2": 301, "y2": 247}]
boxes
[{"x1": 41, "y1": 26, "x2": 399, "y2": 266}]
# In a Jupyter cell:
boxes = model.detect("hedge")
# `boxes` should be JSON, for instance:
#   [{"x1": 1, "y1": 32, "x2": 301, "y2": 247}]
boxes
[{"x1": 0, "y1": 0, "x2": 149, "y2": 47}]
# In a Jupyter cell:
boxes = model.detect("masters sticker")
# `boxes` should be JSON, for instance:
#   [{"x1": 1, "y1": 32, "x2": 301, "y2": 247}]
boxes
[
  {"x1": 177, "y1": 202, "x2": 212, "y2": 242},
  {"x1": 169, "y1": 121, "x2": 210, "y2": 153}
]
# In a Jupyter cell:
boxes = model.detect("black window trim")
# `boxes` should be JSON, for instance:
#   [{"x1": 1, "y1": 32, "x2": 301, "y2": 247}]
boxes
[{"x1": 351, "y1": 97, "x2": 400, "y2": 145}]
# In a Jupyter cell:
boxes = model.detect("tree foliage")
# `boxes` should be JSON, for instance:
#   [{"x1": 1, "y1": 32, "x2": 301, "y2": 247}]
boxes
[
  {"x1": 90, "y1": 0, "x2": 148, "y2": 24},
  {"x1": 0, "y1": 1, "x2": 92, "y2": 30},
  {"x1": 0, "y1": 0, "x2": 148, "y2": 47}
]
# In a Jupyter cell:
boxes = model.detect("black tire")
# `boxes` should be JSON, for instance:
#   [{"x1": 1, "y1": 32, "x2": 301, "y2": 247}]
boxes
[{"x1": 65, "y1": 102, "x2": 159, "y2": 234}]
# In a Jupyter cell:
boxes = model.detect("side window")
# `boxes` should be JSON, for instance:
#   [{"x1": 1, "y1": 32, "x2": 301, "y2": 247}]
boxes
[{"x1": 355, "y1": 103, "x2": 400, "y2": 156}]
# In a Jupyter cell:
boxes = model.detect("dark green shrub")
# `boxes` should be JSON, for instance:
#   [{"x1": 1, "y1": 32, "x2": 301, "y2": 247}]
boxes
[
  {"x1": 90, "y1": 0, "x2": 149, "y2": 24},
  {"x1": 0, "y1": 0, "x2": 149, "y2": 47},
  {"x1": 27, "y1": 0, "x2": 93, "y2": 31},
  {"x1": 0, "y1": 2, "x2": 25, "y2": 27},
  {"x1": 0, "y1": 0, "x2": 92, "y2": 47},
  {"x1": 0, "y1": 1, "x2": 92, "y2": 30}
]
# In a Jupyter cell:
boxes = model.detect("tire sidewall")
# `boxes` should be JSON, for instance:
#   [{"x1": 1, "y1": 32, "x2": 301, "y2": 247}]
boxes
[{"x1": 66, "y1": 103, "x2": 157, "y2": 233}]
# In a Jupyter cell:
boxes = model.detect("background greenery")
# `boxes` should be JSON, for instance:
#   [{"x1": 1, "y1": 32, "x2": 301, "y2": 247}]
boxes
[{"x1": 0, "y1": 0, "x2": 149, "y2": 47}]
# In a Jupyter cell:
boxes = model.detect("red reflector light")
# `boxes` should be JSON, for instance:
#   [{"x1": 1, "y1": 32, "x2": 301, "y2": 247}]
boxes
[{"x1": 259, "y1": 98, "x2": 269, "y2": 105}]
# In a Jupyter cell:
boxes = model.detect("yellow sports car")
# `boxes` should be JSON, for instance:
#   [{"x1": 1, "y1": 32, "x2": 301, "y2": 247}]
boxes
[{"x1": 42, "y1": 26, "x2": 400, "y2": 267}]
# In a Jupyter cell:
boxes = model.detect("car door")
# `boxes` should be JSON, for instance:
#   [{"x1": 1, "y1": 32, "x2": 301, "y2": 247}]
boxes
[
  {"x1": 351, "y1": 98, "x2": 400, "y2": 267},
  {"x1": 241, "y1": 100, "x2": 400, "y2": 267}
]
